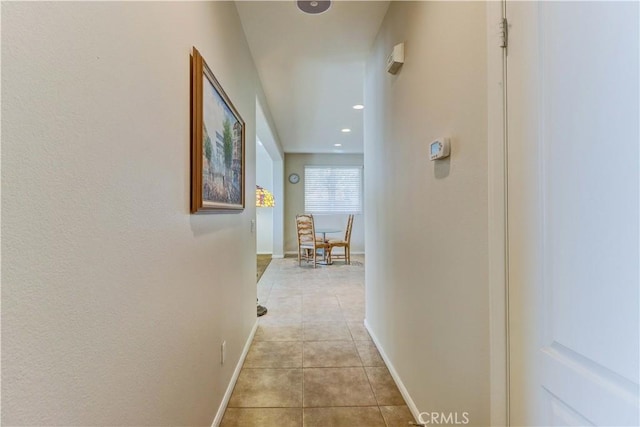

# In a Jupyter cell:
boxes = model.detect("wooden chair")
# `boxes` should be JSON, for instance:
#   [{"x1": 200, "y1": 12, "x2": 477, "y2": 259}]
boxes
[
  {"x1": 296, "y1": 214, "x2": 329, "y2": 268},
  {"x1": 327, "y1": 214, "x2": 354, "y2": 265}
]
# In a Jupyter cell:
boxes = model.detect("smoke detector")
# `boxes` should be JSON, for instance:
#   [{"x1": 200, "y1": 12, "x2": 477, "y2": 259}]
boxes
[{"x1": 297, "y1": 1, "x2": 331, "y2": 15}]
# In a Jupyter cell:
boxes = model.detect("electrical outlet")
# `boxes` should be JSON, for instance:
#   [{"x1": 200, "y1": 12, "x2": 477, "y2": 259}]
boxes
[{"x1": 221, "y1": 341, "x2": 226, "y2": 365}]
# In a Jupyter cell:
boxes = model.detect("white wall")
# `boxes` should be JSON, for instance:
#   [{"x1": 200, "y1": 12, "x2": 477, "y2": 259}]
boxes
[
  {"x1": 256, "y1": 141, "x2": 274, "y2": 254},
  {"x1": 256, "y1": 99, "x2": 285, "y2": 258},
  {"x1": 284, "y1": 153, "x2": 365, "y2": 254},
  {"x1": 1, "y1": 2, "x2": 279, "y2": 425},
  {"x1": 364, "y1": 2, "x2": 490, "y2": 425}
]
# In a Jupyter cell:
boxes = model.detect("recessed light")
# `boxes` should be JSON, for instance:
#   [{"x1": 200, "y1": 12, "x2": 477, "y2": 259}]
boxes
[
  {"x1": 352, "y1": 104, "x2": 364, "y2": 110},
  {"x1": 334, "y1": 143, "x2": 342, "y2": 147},
  {"x1": 341, "y1": 128, "x2": 351, "y2": 133}
]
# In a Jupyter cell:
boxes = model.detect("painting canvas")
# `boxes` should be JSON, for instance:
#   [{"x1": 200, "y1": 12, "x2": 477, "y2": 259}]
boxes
[{"x1": 191, "y1": 47, "x2": 245, "y2": 212}]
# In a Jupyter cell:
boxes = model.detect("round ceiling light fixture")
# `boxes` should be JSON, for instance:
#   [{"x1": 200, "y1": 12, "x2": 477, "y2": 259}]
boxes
[
  {"x1": 297, "y1": 0, "x2": 331, "y2": 15},
  {"x1": 352, "y1": 104, "x2": 364, "y2": 110}
]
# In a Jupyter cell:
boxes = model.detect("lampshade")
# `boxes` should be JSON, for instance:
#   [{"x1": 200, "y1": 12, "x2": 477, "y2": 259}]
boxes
[{"x1": 256, "y1": 185, "x2": 275, "y2": 207}]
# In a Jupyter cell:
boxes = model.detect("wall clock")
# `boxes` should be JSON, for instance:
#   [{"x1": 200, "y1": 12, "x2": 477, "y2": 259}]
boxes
[{"x1": 288, "y1": 173, "x2": 300, "y2": 184}]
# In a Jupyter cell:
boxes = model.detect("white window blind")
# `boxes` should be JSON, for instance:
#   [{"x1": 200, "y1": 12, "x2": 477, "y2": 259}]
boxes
[{"x1": 304, "y1": 166, "x2": 363, "y2": 214}]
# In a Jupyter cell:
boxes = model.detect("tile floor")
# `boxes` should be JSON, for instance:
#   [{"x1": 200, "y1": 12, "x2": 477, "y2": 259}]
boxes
[{"x1": 221, "y1": 256, "x2": 416, "y2": 427}]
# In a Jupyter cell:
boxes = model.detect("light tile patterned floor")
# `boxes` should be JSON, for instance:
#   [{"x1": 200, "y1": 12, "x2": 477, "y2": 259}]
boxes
[{"x1": 221, "y1": 256, "x2": 415, "y2": 427}]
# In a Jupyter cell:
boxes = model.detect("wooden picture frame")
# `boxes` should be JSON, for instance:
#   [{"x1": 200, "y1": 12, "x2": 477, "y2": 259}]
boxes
[{"x1": 191, "y1": 47, "x2": 245, "y2": 213}]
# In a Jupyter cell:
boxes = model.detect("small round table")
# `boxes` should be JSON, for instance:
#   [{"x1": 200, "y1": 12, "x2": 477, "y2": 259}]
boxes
[{"x1": 315, "y1": 228, "x2": 341, "y2": 264}]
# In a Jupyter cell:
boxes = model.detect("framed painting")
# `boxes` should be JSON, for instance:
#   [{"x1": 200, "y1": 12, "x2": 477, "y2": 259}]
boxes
[{"x1": 191, "y1": 47, "x2": 245, "y2": 213}]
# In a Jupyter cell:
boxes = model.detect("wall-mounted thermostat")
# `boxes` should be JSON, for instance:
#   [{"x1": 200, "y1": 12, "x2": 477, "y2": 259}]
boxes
[
  {"x1": 429, "y1": 137, "x2": 450, "y2": 160},
  {"x1": 386, "y1": 43, "x2": 404, "y2": 75}
]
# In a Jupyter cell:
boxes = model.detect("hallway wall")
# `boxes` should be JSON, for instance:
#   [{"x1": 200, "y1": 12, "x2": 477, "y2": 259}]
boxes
[
  {"x1": 256, "y1": 141, "x2": 274, "y2": 254},
  {"x1": 1, "y1": 2, "x2": 277, "y2": 425},
  {"x1": 363, "y1": 2, "x2": 490, "y2": 425}
]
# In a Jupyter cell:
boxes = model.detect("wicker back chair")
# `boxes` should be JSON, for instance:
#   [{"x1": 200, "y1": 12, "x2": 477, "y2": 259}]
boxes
[
  {"x1": 327, "y1": 214, "x2": 354, "y2": 264},
  {"x1": 296, "y1": 214, "x2": 329, "y2": 268}
]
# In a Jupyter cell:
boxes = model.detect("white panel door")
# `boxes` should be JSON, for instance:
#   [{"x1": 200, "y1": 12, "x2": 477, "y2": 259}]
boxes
[{"x1": 506, "y1": 2, "x2": 639, "y2": 426}]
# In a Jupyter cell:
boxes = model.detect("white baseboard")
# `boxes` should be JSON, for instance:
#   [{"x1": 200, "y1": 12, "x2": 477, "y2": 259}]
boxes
[
  {"x1": 257, "y1": 251, "x2": 273, "y2": 255},
  {"x1": 211, "y1": 319, "x2": 259, "y2": 427},
  {"x1": 271, "y1": 254, "x2": 284, "y2": 259},
  {"x1": 364, "y1": 319, "x2": 420, "y2": 424}
]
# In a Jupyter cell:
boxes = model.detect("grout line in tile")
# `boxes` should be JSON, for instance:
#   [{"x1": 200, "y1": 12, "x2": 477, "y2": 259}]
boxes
[{"x1": 363, "y1": 364, "x2": 381, "y2": 408}]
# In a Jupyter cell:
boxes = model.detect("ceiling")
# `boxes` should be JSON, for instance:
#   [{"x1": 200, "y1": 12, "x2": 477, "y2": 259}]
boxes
[{"x1": 236, "y1": 1, "x2": 390, "y2": 154}]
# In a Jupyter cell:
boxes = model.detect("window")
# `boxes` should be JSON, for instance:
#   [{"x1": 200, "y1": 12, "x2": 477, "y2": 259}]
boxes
[{"x1": 304, "y1": 166, "x2": 363, "y2": 214}]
